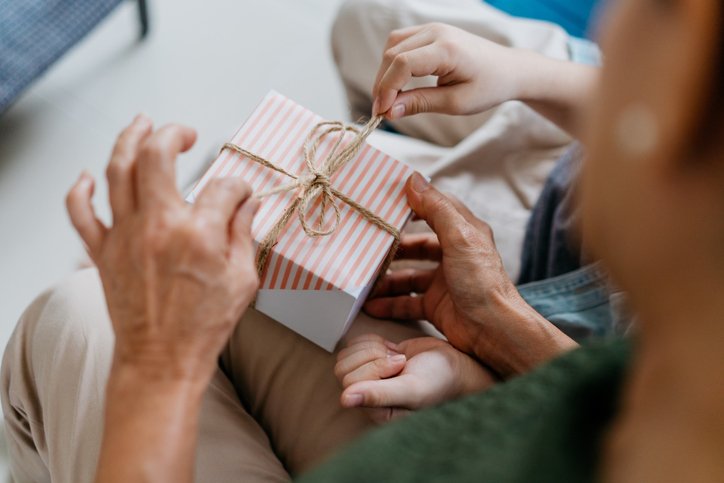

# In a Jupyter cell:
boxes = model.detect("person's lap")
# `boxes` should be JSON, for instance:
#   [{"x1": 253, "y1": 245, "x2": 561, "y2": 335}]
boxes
[{"x1": 1, "y1": 268, "x2": 431, "y2": 482}]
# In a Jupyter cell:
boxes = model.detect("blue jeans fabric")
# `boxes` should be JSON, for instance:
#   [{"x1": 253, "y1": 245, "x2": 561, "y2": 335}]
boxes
[
  {"x1": 515, "y1": 147, "x2": 631, "y2": 341},
  {"x1": 518, "y1": 145, "x2": 584, "y2": 284},
  {"x1": 518, "y1": 264, "x2": 620, "y2": 341}
]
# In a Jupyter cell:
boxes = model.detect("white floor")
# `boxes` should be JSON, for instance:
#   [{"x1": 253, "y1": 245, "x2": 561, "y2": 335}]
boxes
[{"x1": 0, "y1": 0, "x2": 348, "y2": 354}]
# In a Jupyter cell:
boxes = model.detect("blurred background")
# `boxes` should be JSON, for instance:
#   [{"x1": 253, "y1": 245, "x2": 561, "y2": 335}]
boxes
[{"x1": 0, "y1": 0, "x2": 347, "y2": 357}]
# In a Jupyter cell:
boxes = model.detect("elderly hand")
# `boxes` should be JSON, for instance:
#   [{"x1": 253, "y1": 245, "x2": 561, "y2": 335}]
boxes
[
  {"x1": 365, "y1": 174, "x2": 577, "y2": 377},
  {"x1": 66, "y1": 115, "x2": 260, "y2": 383},
  {"x1": 335, "y1": 334, "x2": 494, "y2": 423}
]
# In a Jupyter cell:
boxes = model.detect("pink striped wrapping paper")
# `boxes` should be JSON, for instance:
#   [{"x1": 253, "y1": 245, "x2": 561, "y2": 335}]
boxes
[{"x1": 188, "y1": 91, "x2": 415, "y2": 350}]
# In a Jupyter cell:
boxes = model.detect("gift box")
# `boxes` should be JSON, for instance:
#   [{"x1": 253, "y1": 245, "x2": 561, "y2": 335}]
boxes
[{"x1": 188, "y1": 91, "x2": 414, "y2": 351}]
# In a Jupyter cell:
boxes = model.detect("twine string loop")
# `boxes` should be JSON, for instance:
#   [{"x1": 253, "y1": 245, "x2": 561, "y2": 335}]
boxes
[{"x1": 220, "y1": 115, "x2": 400, "y2": 281}]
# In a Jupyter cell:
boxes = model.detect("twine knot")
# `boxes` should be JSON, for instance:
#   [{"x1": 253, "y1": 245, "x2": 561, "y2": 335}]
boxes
[{"x1": 220, "y1": 115, "x2": 401, "y2": 283}]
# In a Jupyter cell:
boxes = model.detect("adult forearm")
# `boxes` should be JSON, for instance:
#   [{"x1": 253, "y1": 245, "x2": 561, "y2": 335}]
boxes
[
  {"x1": 473, "y1": 292, "x2": 579, "y2": 377},
  {"x1": 94, "y1": 363, "x2": 208, "y2": 483},
  {"x1": 513, "y1": 51, "x2": 599, "y2": 138}
]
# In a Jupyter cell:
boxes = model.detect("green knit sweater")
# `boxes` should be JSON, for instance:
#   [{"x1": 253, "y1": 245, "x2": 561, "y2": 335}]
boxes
[{"x1": 299, "y1": 339, "x2": 632, "y2": 483}]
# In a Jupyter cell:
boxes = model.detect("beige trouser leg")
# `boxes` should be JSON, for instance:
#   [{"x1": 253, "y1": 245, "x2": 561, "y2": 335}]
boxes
[
  {"x1": 1, "y1": 269, "x2": 428, "y2": 482},
  {"x1": 0, "y1": 269, "x2": 290, "y2": 483},
  {"x1": 220, "y1": 309, "x2": 428, "y2": 476},
  {"x1": 331, "y1": 0, "x2": 572, "y2": 147}
]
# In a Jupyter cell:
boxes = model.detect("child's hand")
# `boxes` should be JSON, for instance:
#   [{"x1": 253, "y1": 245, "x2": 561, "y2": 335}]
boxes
[
  {"x1": 334, "y1": 334, "x2": 494, "y2": 423},
  {"x1": 372, "y1": 23, "x2": 533, "y2": 119}
]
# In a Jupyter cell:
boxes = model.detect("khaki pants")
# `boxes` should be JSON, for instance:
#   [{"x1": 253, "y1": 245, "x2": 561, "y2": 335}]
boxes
[
  {"x1": 1, "y1": 269, "x2": 429, "y2": 483},
  {"x1": 1, "y1": 0, "x2": 575, "y2": 481}
]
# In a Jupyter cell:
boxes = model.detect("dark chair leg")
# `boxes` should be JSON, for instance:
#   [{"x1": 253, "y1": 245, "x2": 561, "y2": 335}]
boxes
[{"x1": 137, "y1": 0, "x2": 149, "y2": 38}]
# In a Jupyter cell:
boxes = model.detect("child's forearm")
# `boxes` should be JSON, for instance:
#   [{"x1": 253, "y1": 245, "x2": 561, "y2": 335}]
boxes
[{"x1": 514, "y1": 51, "x2": 600, "y2": 138}]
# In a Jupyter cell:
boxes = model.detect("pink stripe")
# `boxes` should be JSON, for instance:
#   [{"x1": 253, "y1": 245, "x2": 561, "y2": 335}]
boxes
[
  {"x1": 193, "y1": 93, "x2": 415, "y2": 294},
  {"x1": 195, "y1": 95, "x2": 282, "y2": 195},
  {"x1": 270, "y1": 131, "x2": 347, "y2": 289},
  {"x1": 326, "y1": 159, "x2": 405, "y2": 289},
  {"x1": 298, "y1": 141, "x2": 380, "y2": 290},
  {"x1": 248, "y1": 106, "x2": 310, "y2": 230},
  {"x1": 353, "y1": 193, "x2": 408, "y2": 286},
  {"x1": 254, "y1": 107, "x2": 320, "y2": 239},
  {"x1": 256, "y1": 108, "x2": 319, "y2": 288},
  {"x1": 233, "y1": 100, "x2": 298, "y2": 201},
  {"x1": 352, "y1": 166, "x2": 414, "y2": 286},
  {"x1": 285, "y1": 139, "x2": 372, "y2": 291},
  {"x1": 300, "y1": 144, "x2": 381, "y2": 290},
  {"x1": 258, "y1": 112, "x2": 329, "y2": 289},
  {"x1": 279, "y1": 131, "x2": 364, "y2": 290},
  {"x1": 310, "y1": 148, "x2": 387, "y2": 290},
  {"x1": 243, "y1": 103, "x2": 306, "y2": 205},
  {"x1": 355, "y1": 166, "x2": 414, "y2": 285}
]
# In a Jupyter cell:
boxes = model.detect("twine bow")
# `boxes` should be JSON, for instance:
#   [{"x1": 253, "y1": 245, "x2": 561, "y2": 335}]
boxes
[{"x1": 220, "y1": 115, "x2": 400, "y2": 282}]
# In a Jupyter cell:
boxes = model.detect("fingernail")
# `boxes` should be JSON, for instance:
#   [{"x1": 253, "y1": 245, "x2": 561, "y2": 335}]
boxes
[
  {"x1": 134, "y1": 113, "x2": 151, "y2": 128},
  {"x1": 384, "y1": 340, "x2": 400, "y2": 352},
  {"x1": 372, "y1": 98, "x2": 381, "y2": 116},
  {"x1": 410, "y1": 172, "x2": 429, "y2": 193},
  {"x1": 390, "y1": 103, "x2": 405, "y2": 119},
  {"x1": 386, "y1": 349, "x2": 400, "y2": 356},
  {"x1": 388, "y1": 354, "x2": 406, "y2": 363},
  {"x1": 343, "y1": 393, "x2": 364, "y2": 407}
]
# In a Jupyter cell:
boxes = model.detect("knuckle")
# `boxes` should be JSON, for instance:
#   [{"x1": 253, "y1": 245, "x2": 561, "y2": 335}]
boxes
[
  {"x1": 448, "y1": 223, "x2": 479, "y2": 248},
  {"x1": 427, "y1": 22, "x2": 447, "y2": 37},
  {"x1": 382, "y1": 48, "x2": 397, "y2": 64},
  {"x1": 388, "y1": 28, "x2": 405, "y2": 43},
  {"x1": 188, "y1": 216, "x2": 215, "y2": 241},
  {"x1": 142, "y1": 229, "x2": 168, "y2": 255},
  {"x1": 188, "y1": 232, "x2": 217, "y2": 259},
  {"x1": 437, "y1": 37, "x2": 456, "y2": 57},
  {"x1": 140, "y1": 140, "x2": 166, "y2": 162},
  {"x1": 105, "y1": 161, "x2": 131, "y2": 184},
  {"x1": 424, "y1": 192, "x2": 451, "y2": 216},
  {"x1": 114, "y1": 125, "x2": 135, "y2": 150},
  {"x1": 392, "y1": 53, "x2": 409, "y2": 70},
  {"x1": 478, "y1": 220, "x2": 494, "y2": 238},
  {"x1": 410, "y1": 92, "x2": 432, "y2": 115},
  {"x1": 65, "y1": 185, "x2": 80, "y2": 209},
  {"x1": 374, "y1": 358, "x2": 391, "y2": 372},
  {"x1": 366, "y1": 389, "x2": 383, "y2": 406},
  {"x1": 342, "y1": 373, "x2": 356, "y2": 388},
  {"x1": 141, "y1": 213, "x2": 175, "y2": 251},
  {"x1": 205, "y1": 178, "x2": 232, "y2": 198},
  {"x1": 363, "y1": 347, "x2": 378, "y2": 362},
  {"x1": 334, "y1": 361, "x2": 345, "y2": 381},
  {"x1": 425, "y1": 22, "x2": 440, "y2": 34}
]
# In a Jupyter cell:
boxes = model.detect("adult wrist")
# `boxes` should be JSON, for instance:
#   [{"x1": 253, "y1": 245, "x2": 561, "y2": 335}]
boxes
[
  {"x1": 112, "y1": 341, "x2": 217, "y2": 388},
  {"x1": 472, "y1": 289, "x2": 577, "y2": 377}
]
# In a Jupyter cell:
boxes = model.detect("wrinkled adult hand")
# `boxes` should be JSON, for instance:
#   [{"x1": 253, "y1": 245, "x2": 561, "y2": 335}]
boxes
[
  {"x1": 365, "y1": 174, "x2": 577, "y2": 377},
  {"x1": 335, "y1": 334, "x2": 494, "y2": 423},
  {"x1": 66, "y1": 115, "x2": 260, "y2": 383},
  {"x1": 372, "y1": 23, "x2": 532, "y2": 119}
]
